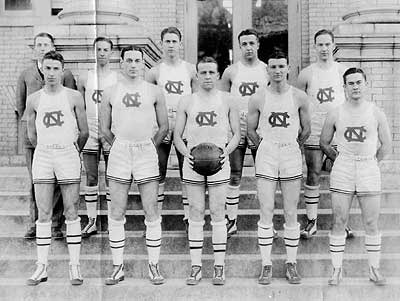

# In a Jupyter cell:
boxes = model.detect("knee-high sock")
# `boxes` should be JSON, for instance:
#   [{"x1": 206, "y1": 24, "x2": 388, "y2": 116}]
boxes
[
  {"x1": 66, "y1": 218, "x2": 82, "y2": 265},
  {"x1": 211, "y1": 220, "x2": 227, "y2": 266},
  {"x1": 226, "y1": 185, "x2": 239, "y2": 220},
  {"x1": 36, "y1": 221, "x2": 51, "y2": 265},
  {"x1": 105, "y1": 186, "x2": 111, "y2": 219},
  {"x1": 258, "y1": 222, "x2": 274, "y2": 266},
  {"x1": 189, "y1": 220, "x2": 205, "y2": 266},
  {"x1": 181, "y1": 183, "x2": 189, "y2": 220},
  {"x1": 85, "y1": 185, "x2": 98, "y2": 220},
  {"x1": 329, "y1": 233, "x2": 346, "y2": 268},
  {"x1": 304, "y1": 184, "x2": 320, "y2": 221},
  {"x1": 109, "y1": 218, "x2": 126, "y2": 266},
  {"x1": 365, "y1": 234, "x2": 381, "y2": 268},
  {"x1": 284, "y1": 223, "x2": 300, "y2": 263},
  {"x1": 145, "y1": 218, "x2": 162, "y2": 264},
  {"x1": 157, "y1": 183, "x2": 165, "y2": 213}
]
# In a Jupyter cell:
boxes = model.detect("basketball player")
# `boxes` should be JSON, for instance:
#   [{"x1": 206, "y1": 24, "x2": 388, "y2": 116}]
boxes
[
  {"x1": 25, "y1": 51, "x2": 88, "y2": 285},
  {"x1": 146, "y1": 27, "x2": 197, "y2": 228},
  {"x1": 247, "y1": 50, "x2": 310, "y2": 285},
  {"x1": 78, "y1": 37, "x2": 118, "y2": 238},
  {"x1": 320, "y1": 68, "x2": 391, "y2": 286},
  {"x1": 174, "y1": 56, "x2": 240, "y2": 285},
  {"x1": 296, "y1": 29, "x2": 353, "y2": 239},
  {"x1": 219, "y1": 28, "x2": 269, "y2": 237},
  {"x1": 100, "y1": 46, "x2": 168, "y2": 285},
  {"x1": 16, "y1": 32, "x2": 76, "y2": 239}
]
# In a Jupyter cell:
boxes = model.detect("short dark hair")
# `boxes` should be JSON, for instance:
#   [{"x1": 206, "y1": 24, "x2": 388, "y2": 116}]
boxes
[
  {"x1": 238, "y1": 28, "x2": 259, "y2": 43},
  {"x1": 42, "y1": 50, "x2": 64, "y2": 67},
  {"x1": 196, "y1": 56, "x2": 218, "y2": 71},
  {"x1": 34, "y1": 32, "x2": 55, "y2": 46},
  {"x1": 161, "y1": 27, "x2": 182, "y2": 41},
  {"x1": 343, "y1": 67, "x2": 367, "y2": 84},
  {"x1": 314, "y1": 29, "x2": 335, "y2": 44},
  {"x1": 93, "y1": 37, "x2": 113, "y2": 49},
  {"x1": 120, "y1": 45, "x2": 144, "y2": 60},
  {"x1": 266, "y1": 49, "x2": 288, "y2": 64}
]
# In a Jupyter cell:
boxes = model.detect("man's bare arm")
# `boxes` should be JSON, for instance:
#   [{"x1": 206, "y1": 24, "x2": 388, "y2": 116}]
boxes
[
  {"x1": 247, "y1": 92, "x2": 262, "y2": 148},
  {"x1": 320, "y1": 110, "x2": 338, "y2": 161},
  {"x1": 296, "y1": 66, "x2": 310, "y2": 92},
  {"x1": 173, "y1": 96, "x2": 190, "y2": 158},
  {"x1": 26, "y1": 94, "x2": 37, "y2": 147},
  {"x1": 375, "y1": 108, "x2": 392, "y2": 162},
  {"x1": 296, "y1": 89, "x2": 311, "y2": 146},
  {"x1": 72, "y1": 91, "x2": 89, "y2": 151},
  {"x1": 16, "y1": 72, "x2": 27, "y2": 117},
  {"x1": 99, "y1": 87, "x2": 114, "y2": 145},
  {"x1": 153, "y1": 87, "x2": 169, "y2": 147},
  {"x1": 63, "y1": 69, "x2": 77, "y2": 90},
  {"x1": 145, "y1": 66, "x2": 159, "y2": 85},
  {"x1": 218, "y1": 65, "x2": 233, "y2": 92}
]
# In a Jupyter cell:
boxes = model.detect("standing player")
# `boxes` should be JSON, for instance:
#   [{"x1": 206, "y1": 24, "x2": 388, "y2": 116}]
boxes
[
  {"x1": 78, "y1": 37, "x2": 118, "y2": 238},
  {"x1": 219, "y1": 28, "x2": 269, "y2": 237},
  {"x1": 100, "y1": 46, "x2": 168, "y2": 285},
  {"x1": 320, "y1": 68, "x2": 391, "y2": 286},
  {"x1": 247, "y1": 50, "x2": 310, "y2": 285},
  {"x1": 296, "y1": 29, "x2": 352, "y2": 239},
  {"x1": 146, "y1": 27, "x2": 197, "y2": 227},
  {"x1": 25, "y1": 51, "x2": 88, "y2": 285},
  {"x1": 174, "y1": 57, "x2": 240, "y2": 286},
  {"x1": 16, "y1": 32, "x2": 77, "y2": 239}
]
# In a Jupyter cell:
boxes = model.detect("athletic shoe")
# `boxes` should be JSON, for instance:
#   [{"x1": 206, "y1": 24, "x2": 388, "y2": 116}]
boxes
[
  {"x1": 69, "y1": 264, "x2": 83, "y2": 286},
  {"x1": 212, "y1": 265, "x2": 225, "y2": 285},
  {"x1": 285, "y1": 262, "x2": 301, "y2": 284},
  {"x1": 149, "y1": 262, "x2": 165, "y2": 285},
  {"x1": 300, "y1": 218, "x2": 317, "y2": 239},
  {"x1": 328, "y1": 267, "x2": 343, "y2": 286},
  {"x1": 258, "y1": 265, "x2": 272, "y2": 285},
  {"x1": 52, "y1": 228, "x2": 64, "y2": 240},
  {"x1": 24, "y1": 227, "x2": 36, "y2": 240},
  {"x1": 82, "y1": 217, "x2": 97, "y2": 238},
  {"x1": 369, "y1": 266, "x2": 386, "y2": 286},
  {"x1": 186, "y1": 265, "x2": 202, "y2": 285},
  {"x1": 26, "y1": 263, "x2": 47, "y2": 286},
  {"x1": 226, "y1": 216, "x2": 237, "y2": 239},
  {"x1": 105, "y1": 264, "x2": 125, "y2": 285},
  {"x1": 345, "y1": 227, "x2": 354, "y2": 239}
]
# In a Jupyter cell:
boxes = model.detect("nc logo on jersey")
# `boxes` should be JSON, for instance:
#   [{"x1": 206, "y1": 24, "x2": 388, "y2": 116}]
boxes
[
  {"x1": 344, "y1": 126, "x2": 367, "y2": 142},
  {"x1": 43, "y1": 110, "x2": 64, "y2": 128},
  {"x1": 316, "y1": 87, "x2": 335, "y2": 104},
  {"x1": 122, "y1": 92, "x2": 141, "y2": 107},
  {"x1": 195, "y1": 111, "x2": 217, "y2": 127},
  {"x1": 268, "y1": 112, "x2": 290, "y2": 128},
  {"x1": 238, "y1": 82, "x2": 259, "y2": 97},
  {"x1": 92, "y1": 89, "x2": 103, "y2": 103},
  {"x1": 165, "y1": 80, "x2": 184, "y2": 95}
]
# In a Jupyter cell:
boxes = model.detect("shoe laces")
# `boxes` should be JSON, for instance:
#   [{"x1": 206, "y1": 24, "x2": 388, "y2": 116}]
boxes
[
  {"x1": 69, "y1": 264, "x2": 82, "y2": 280},
  {"x1": 110, "y1": 264, "x2": 124, "y2": 279},
  {"x1": 305, "y1": 219, "x2": 316, "y2": 231},
  {"x1": 149, "y1": 263, "x2": 162, "y2": 279},
  {"x1": 31, "y1": 263, "x2": 46, "y2": 279},
  {"x1": 189, "y1": 265, "x2": 201, "y2": 278},
  {"x1": 370, "y1": 267, "x2": 383, "y2": 280},
  {"x1": 261, "y1": 265, "x2": 272, "y2": 277},
  {"x1": 214, "y1": 265, "x2": 224, "y2": 279},
  {"x1": 287, "y1": 263, "x2": 299, "y2": 278}
]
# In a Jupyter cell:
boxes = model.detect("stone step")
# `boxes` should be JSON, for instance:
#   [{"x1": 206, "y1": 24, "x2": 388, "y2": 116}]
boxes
[
  {"x1": 1, "y1": 231, "x2": 399, "y2": 256},
  {"x1": 1, "y1": 278, "x2": 399, "y2": 301}
]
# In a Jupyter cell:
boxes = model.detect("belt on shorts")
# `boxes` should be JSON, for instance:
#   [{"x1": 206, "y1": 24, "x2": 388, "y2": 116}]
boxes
[
  {"x1": 37, "y1": 143, "x2": 73, "y2": 149},
  {"x1": 115, "y1": 138, "x2": 153, "y2": 148},
  {"x1": 339, "y1": 153, "x2": 376, "y2": 161},
  {"x1": 270, "y1": 141, "x2": 297, "y2": 148}
]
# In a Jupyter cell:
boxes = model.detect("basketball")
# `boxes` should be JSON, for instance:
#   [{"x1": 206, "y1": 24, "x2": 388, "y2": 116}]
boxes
[{"x1": 190, "y1": 143, "x2": 224, "y2": 176}]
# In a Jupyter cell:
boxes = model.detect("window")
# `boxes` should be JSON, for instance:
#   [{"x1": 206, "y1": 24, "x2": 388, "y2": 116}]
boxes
[{"x1": 5, "y1": 0, "x2": 31, "y2": 10}]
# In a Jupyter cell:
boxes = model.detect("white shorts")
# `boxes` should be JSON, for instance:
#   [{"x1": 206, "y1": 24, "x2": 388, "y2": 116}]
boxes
[
  {"x1": 330, "y1": 154, "x2": 381, "y2": 195},
  {"x1": 255, "y1": 139, "x2": 302, "y2": 181},
  {"x1": 32, "y1": 144, "x2": 81, "y2": 184},
  {"x1": 107, "y1": 139, "x2": 160, "y2": 185},
  {"x1": 83, "y1": 119, "x2": 111, "y2": 155},
  {"x1": 182, "y1": 157, "x2": 230, "y2": 186}
]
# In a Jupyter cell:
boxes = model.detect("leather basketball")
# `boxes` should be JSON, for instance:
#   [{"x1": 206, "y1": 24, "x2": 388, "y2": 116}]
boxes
[{"x1": 190, "y1": 143, "x2": 223, "y2": 176}]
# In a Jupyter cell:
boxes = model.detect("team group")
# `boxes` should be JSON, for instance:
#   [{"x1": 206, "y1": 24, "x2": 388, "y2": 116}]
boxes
[{"x1": 16, "y1": 26, "x2": 391, "y2": 287}]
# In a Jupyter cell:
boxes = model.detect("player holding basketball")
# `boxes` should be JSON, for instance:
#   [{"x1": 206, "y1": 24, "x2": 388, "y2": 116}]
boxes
[
  {"x1": 247, "y1": 50, "x2": 310, "y2": 285},
  {"x1": 174, "y1": 56, "x2": 240, "y2": 285},
  {"x1": 78, "y1": 37, "x2": 118, "y2": 238},
  {"x1": 297, "y1": 29, "x2": 352, "y2": 239},
  {"x1": 100, "y1": 46, "x2": 168, "y2": 285},
  {"x1": 320, "y1": 67, "x2": 391, "y2": 286},
  {"x1": 146, "y1": 27, "x2": 197, "y2": 226},
  {"x1": 25, "y1": 51, "x2": 88, "y2": 285},
  {"x1": 219, "y1": 28, "x2": 269, "y2": 237}
]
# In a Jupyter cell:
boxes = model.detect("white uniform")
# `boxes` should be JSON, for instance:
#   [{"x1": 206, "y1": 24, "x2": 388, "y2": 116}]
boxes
[
  {"x1": 83, "y1": 69, "x2": 118, "y2": 154},
  {"x1": 305, "y1": 62, "x2": 345, "y2": 148},
  {"x1": 106, "y1": 81, "x2": 160, "y2": 185},
  {"x1": 330, "y1": 102, "x2": 380, "y2": 195},
  {"x1": 182, "y1": 91, "x2": 231, "y2": 186},
  {"x1": 255, "y1": 87, "x2": 302, "y2": 181},
  {"x1": 230, "y1": 60, "x2": 268, "y2": 148},
  {"x1": 32, "y1": 87, "x2": 81, "y2": 184},
  {"x1": 157, "y1": 61, "x2": 192, "y2": 143}
]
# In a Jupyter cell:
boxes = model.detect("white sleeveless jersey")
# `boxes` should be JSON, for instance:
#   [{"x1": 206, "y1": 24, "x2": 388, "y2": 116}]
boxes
[
  {"x1": 111, "y1": 80, "x2": 156, "y2": 142},
  {"x1": 258, "y1": 87, "x2": 300, "y2": 144},
  {"x1": 185, "y1": 91, "x2": 229, "y2": 149},
  {"x1": 336, "y1": 102, "x2": 378, "y2": 157},
  {"x1": 36, "y1": 88, "x2": 78, "y2": 146}
]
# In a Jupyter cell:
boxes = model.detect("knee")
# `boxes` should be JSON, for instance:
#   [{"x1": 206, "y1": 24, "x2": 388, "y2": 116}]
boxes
[
  {"x1": 189, "y1": 205, "x2": 204, "y2": 221},
  {"x1": 306, "y1": 169, "x2": 320, "y2": 185},
  {"x1": 364, "y1": 218, "x2": 379, "y2": 235},
  {"x1": 284, "y1": 208, "x2": 297, "y2": 224},
  {"x1": 63, "y1": 205, "x2": 78, "y2": 221},
  {"x1": 210, "y1": 207, "x2": 225, "y2": 223},
  {"x1": 110, "y1": 207, "x2": 125, "y2": 221},
  {"x1": 229, "y1": 171, "x2": 242, "y2": 186},
  {"x1": 86, "y1": 173, "x2": 98, "y2": 186}
]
